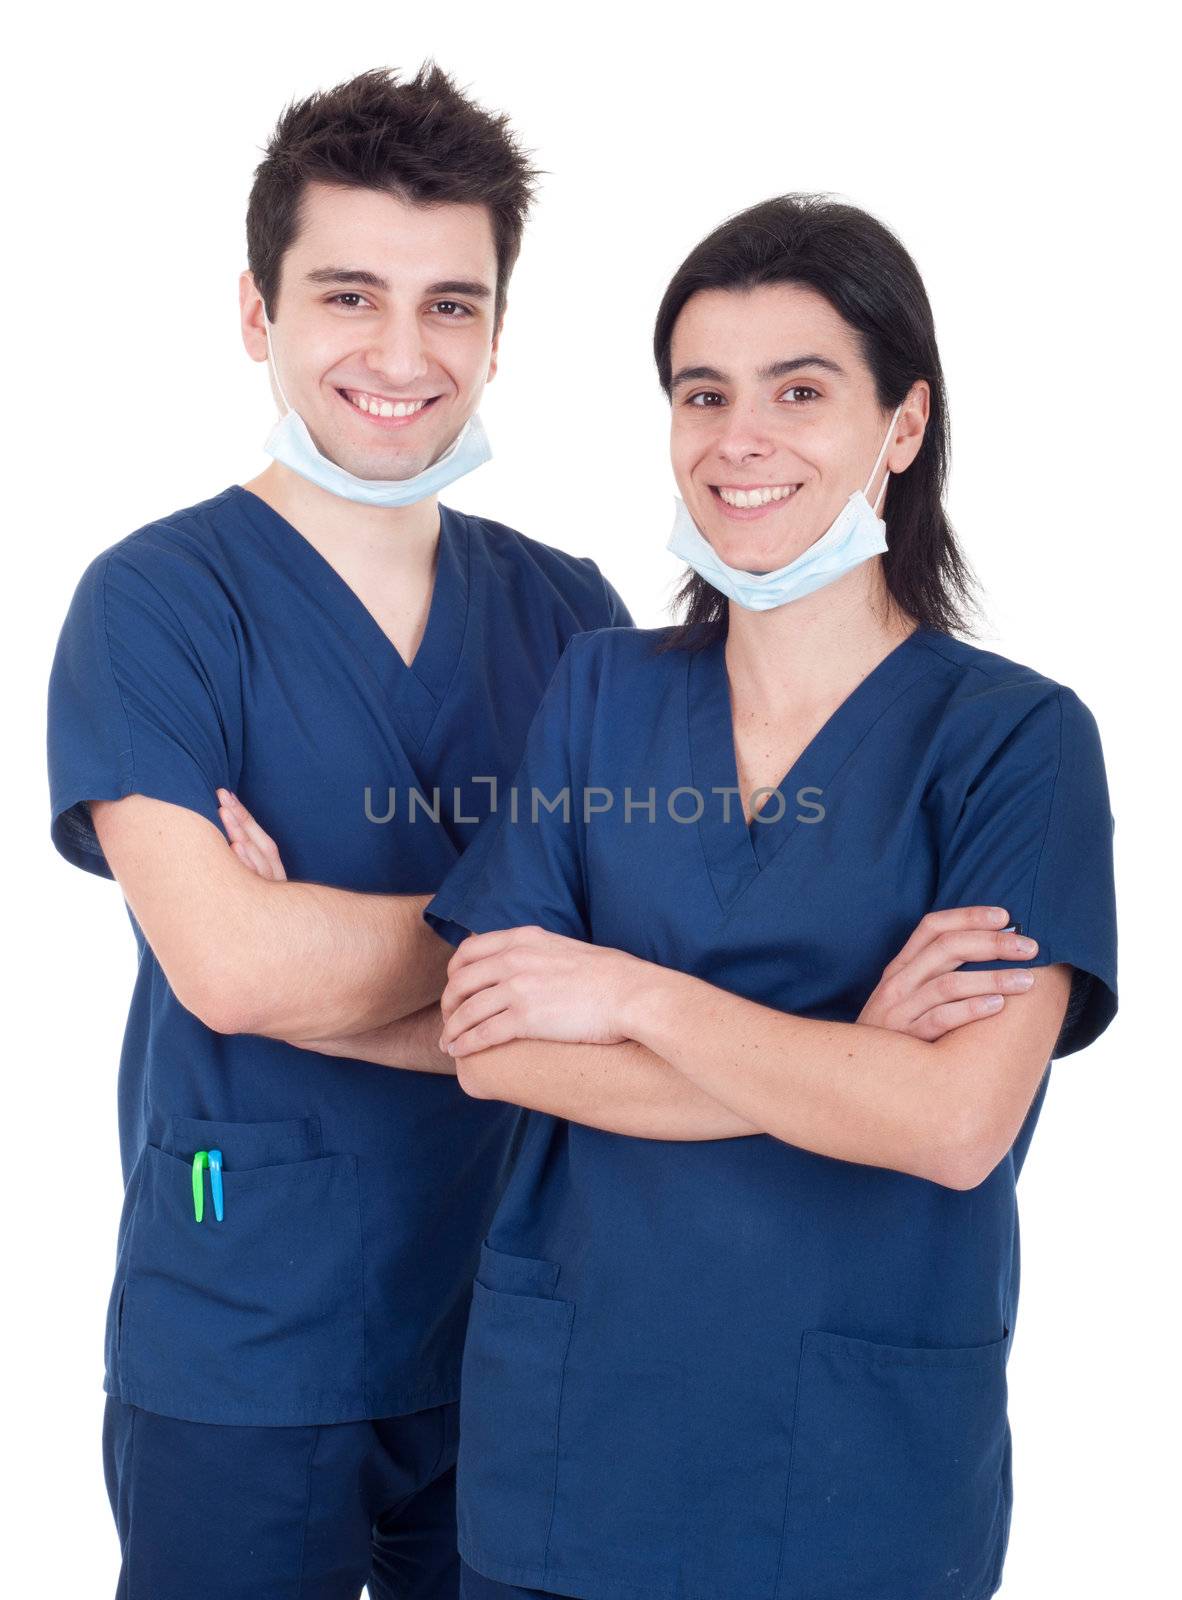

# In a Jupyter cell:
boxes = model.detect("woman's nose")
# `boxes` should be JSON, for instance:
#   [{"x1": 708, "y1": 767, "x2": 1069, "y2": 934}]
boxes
[{"x1": 713, "y1": 404, "x2": 774, "y2": 464}]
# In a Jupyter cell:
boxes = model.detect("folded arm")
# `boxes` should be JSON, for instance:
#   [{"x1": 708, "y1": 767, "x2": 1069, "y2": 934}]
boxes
[
  {"x1": 303, "y1": 1002, "x2": 758, "y2": 1137},
  {"x1": 620, "y1": 958, "x2": 1072, "y2": 1188},
  {"x1": 90, "y1": 794, "x2": 450, "y2": 1038},
  {"x1": 438, "y1": 911, "x2": 1057, "y2": 1171}
]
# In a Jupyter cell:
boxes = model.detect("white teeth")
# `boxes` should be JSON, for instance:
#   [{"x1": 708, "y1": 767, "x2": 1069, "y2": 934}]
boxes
[
  {"x1": 717, "y1": 484, "x2": 799, "y2": 508},
  {"x1": 347, "y1": 392, "x2": 428, "y2": 418}
]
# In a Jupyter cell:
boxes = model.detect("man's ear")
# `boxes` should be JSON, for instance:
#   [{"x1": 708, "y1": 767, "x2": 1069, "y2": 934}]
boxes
[
  {"x1": 239, "y1": 271, "x2": 268, "y2": 363},
  {"x1": 487, "y1": 301, "x2": 507, "y2": 383}
]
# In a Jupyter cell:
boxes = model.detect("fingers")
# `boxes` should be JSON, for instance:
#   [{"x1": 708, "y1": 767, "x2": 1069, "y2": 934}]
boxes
[
  {"x1": 221, "y1": 790, "x2": 285, "y2": 874},
  {"x1": 439, "y1": 986, "x2": 515, "y2": 1056},
  {"x1": 916, "y1": 965, "x2": 1034, "y2": 1013},
  {"x1": 879, "y1": 906, "x2": 1013, "y2": 979},
  {"x1": 441, "y1": 939, "x2": 513, "y2": 1022},
  {"x1": 440, "y1": 985, "x2": 509, "y2": 1046},
  {"x1": 218, "y1": 797, "x2": 270, "y2": 877},
  {"x1": 918, "y1": 928, "x2": 1038, "y2": 988},
  {"x1": 448, "y1": 1015, "x2": 521, "y2": 1057},
  {"x1": 230, "y1": 836, "x2": 272, "y2": 877},
  {"x1": 440, "y1": 950, "x2": 526, "y2": 1020},
  {"x1": 904, "y1": 968, "x2": 1038, "y2": 1040},
  {"x1": 216, "y1": 788, "x2": 287, "y2": 882},
  {"x1": 447, "y1": 926, "x2": 553, "y2": 973},
  {"x1": 910, "y1": 997, "x2": 1008, "y2": 1040},
  {"x1": 880, "y1": 928, "x2": 1038, "y2": 1009}
]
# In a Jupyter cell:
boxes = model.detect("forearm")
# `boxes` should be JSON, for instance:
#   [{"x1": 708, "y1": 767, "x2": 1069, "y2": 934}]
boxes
[
  {"x1": 624, "y1": 967, "x2": 964, "y2": 1180},
  {"x1": 228, "y1": 882, "x2": 450, "y2": 1039},
  {"x1": 455, "y1": 1036, "x2": 761, "y2": 1141},
  {"x1": 235, "y1": 889, "x2": 454, "y2": 1036},
  {"x1": 292, "y1": 1004, "x2": 456, "y2": 1075},
  {"x1": 89, "y1": 795, "x2": 450, "y2": 1040}
]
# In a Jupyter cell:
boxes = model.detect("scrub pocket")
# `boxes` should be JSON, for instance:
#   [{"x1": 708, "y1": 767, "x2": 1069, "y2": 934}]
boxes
[
  {"x1": 778, "y1": 1326, "x2": 1011, "y2": 1600},
  {"x1": 457, "y1": 1242, "x2": 574, "y2": 1575},
  {"x1": 115, "y1": 1117, "x2": 366, "y2": 1424}
]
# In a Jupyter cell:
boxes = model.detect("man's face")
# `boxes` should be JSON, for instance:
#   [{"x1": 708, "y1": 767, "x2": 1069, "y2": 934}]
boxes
[{"x1": 241, "y1": 182, "x2": 501, "y2": 481}]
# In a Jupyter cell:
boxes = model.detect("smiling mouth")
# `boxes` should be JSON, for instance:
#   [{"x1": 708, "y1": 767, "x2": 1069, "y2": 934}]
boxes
[
  {"x1": 337, "y1": 388, "x2": 441, "y2": 422},
  {"x1": 711, "y1": 483, "x2": 802, "y2": 508}
]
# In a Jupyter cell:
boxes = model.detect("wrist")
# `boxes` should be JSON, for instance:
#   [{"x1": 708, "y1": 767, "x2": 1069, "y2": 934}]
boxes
[{"x1": 618, "y1": 958, "x2": 688, "y2": 1052}]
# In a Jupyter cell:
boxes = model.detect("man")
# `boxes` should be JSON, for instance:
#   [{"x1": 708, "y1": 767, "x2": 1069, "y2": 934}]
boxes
[{"x1": 48, "y1": 64, "x2": 631, "y2": 1599}]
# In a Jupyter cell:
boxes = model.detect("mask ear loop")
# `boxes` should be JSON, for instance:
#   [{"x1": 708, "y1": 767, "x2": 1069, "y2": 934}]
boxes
[
  {"x1": 261, "y1": 309, "x2": 294, "y2": 417},
  {"x1": 867, "y1": 402, "x2": 904, "y2": 517}
]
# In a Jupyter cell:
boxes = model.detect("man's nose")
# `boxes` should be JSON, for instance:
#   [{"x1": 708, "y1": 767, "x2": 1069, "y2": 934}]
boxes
[{"x1": 364, "y1": 312, "x2": 432, "y2": 389}]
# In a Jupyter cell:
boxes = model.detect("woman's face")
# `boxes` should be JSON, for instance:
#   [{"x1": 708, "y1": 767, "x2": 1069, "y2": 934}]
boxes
[{"x1": 668, "y1": 282, "x2": 921, "y2": 575}]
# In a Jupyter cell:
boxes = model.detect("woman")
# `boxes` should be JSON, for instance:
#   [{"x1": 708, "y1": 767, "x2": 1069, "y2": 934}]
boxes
[{"x1": 424, "y1": 196, "x2": 1118, "y2": 1600}]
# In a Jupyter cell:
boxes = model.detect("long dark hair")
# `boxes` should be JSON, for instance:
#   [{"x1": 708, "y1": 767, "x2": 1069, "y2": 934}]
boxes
[{"x1": 653, "y1": 194, "x2": 981, "y2": 648}]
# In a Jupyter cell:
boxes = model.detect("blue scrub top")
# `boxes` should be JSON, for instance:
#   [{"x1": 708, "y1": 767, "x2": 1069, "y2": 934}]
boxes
[
  {"x1": 424, "y1": 622, "x2": 1118, "y2": 1600},
  {"x1": 47, "y1": 485, "x2": 631, "y2": 1427}
]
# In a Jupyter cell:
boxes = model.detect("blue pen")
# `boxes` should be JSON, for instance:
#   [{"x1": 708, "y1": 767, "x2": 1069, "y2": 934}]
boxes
[{"x1": 208, "y1": 1149, "x2": 224, "y2": 1222}]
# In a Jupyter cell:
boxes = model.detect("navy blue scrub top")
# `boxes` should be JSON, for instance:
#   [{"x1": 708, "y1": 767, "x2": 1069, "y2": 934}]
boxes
[
  {"x1": 46, "y1": 485, "x2": 631, "y2": 1427},
  {"x1": 424, "y1": 622, "x2": 1118, "y2": 1600}
]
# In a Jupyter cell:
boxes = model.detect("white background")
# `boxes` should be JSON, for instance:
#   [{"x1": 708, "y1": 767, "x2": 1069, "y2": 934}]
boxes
[{"x1": 6, "y1": 2, "x2": 1176, "y2": 1593}]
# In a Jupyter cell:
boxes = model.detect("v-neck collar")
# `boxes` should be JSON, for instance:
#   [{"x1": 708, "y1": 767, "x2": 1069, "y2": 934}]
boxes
[
  {"x1": 686, "y1": 624, "x2": 938, "y2": 914},
  {"x1": 230, "y1": 485, "x2": 471, "y2": 753}
]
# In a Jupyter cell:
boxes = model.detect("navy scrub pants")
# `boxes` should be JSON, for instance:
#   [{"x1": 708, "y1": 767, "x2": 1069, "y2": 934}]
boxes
[{"x1": 103, "y1": 1396, "x2": 460, "y2": 1599}]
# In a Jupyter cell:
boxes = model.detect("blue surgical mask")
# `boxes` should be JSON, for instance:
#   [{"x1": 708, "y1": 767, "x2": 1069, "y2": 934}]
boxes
[
  {"x1": 260, "y1": 312, "x2": 492, "y2": 508},
  {"x1": 666, "y1": 403, "x2": 903, "y2": 612}
]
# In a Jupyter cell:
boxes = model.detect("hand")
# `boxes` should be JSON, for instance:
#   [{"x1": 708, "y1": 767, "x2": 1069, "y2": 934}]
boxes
[
  {"x1": 216, "y1": 788, "x2": 287, "y2": 881},
  {"x1": 858, "y1": 906, "x2": 1040, "y2": 1040},
  {"x1": 439, "y1": 926, "x2": 643, "y2": 1057}
]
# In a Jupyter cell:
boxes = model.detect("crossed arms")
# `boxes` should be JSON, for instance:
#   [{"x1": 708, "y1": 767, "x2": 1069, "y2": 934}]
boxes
[{"x1": 87, "y1": 788, "x2": 1066, "y2": 1189}]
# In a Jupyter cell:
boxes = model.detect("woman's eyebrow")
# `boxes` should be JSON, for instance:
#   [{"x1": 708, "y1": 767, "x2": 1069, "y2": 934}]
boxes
[
  {"x1": 758, "y1": 354, "x2": 845, "y2": 380},
  {"x1": 671, "y1": 354, "x2": 846, "y2": 388}
]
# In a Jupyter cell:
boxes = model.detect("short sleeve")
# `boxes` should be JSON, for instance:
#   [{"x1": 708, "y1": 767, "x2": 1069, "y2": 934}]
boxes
[
  {"x1": 47, "y1": 551, "x2": 238, "y2": 879},
  {"x1": 931, "y1": 685, "x2": 1117, "y2": 1058},
  {"x1": 598, "y1": 570, "x2": 634, "y2": 629},
  {"x1": 425, "y1": 637, "x2": 593, "y2": 948}
]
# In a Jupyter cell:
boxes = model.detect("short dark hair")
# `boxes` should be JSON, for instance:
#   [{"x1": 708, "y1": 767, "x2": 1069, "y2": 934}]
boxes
[
  {"x1": 652, "y1": 194, "x2": 981, "y2": 648},
  {"x1": 247, "y1": 62, "x2": 540, "y2": 330}
]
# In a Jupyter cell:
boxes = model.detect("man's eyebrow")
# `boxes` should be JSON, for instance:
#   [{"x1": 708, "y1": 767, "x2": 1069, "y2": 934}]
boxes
[
  {"x1": 671, "y1": 354, "x2": 846, "y2": 387},
  {"x1": 303, "y1": 268, "x2": 493, "y2": 300},
  {"x1": 304, "y1": 267, "x2": 390, "y2": 290},
  {"x1": 425, "y1": 279, "x2": 493, "y2": 300}
]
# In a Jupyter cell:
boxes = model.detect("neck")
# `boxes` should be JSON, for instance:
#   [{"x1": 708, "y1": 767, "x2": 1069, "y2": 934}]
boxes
[
  {"x1": 241, "y1": 460, "x2": 441, "y2": 571},
  {"x1": 723, "y1": 558, "x2": 917, "y2": 709}
]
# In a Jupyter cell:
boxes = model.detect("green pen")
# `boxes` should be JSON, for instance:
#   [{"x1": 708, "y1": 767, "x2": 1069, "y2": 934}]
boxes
[{"x1": 192, "y1": 1150, "x2": 209, "y2": 1222}]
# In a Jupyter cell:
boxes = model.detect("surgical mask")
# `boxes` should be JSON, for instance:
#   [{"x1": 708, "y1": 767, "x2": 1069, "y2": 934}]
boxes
[
  {"x1": 666, "y1": 403, "x2": 903, "y2": 612},
  {"x1": 260, "y1": 312, "x2": 492, "y2": 508}
]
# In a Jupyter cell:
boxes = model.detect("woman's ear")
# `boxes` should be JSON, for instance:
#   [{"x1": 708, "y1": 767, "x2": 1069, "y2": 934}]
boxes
[{"x1": 894, "y1": 380, "x2": 930, "y2": 472}]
